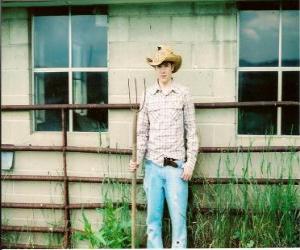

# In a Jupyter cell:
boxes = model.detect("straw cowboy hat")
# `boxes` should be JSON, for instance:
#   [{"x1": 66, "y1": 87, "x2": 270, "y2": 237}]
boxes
[{"x1": 146, "y1": 45, "x2": 182, "y2": 73}]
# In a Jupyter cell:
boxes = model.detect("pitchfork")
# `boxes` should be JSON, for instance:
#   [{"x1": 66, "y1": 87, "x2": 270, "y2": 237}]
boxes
[{"x1": 128, "y1": 78, "x2": 146, "y2": 248}]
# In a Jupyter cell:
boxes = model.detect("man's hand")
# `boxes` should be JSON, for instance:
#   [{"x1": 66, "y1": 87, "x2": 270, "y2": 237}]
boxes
[
  {"x1": 181, "y1": 166, "x2": 193, "y2": 181},
  {"x1": 128, "y1": 159, "x2": 139, "y2": 172}
]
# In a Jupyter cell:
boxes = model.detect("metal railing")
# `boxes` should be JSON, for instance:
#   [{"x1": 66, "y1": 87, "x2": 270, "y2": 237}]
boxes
[{"x1": 1, "y1": 101, "x2": 300, "y2": 249}]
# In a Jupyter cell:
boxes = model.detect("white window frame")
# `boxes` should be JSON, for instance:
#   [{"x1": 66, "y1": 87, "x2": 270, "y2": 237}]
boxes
[
  {"x1": 236, "y1": 5, "x2": 300, "y2": 137},
  {"x1": 31, "y1": 7, "x2": 108, "y2": 132}
]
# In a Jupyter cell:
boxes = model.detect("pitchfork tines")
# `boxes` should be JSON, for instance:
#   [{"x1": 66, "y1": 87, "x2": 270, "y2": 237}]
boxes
[{"x1": 128, "y1": 78, "x2": 146, "y2": 112}]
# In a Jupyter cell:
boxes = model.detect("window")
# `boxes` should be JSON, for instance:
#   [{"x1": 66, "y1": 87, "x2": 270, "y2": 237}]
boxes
[
  {"x1": 32, "y1": 7, "x2": 108, "y2": 132},
  {"x1": 238, "y1": 2, "x2": 299, "y2": 135}
]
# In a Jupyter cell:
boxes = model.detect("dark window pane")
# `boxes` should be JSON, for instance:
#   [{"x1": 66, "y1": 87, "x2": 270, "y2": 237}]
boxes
[
  {"x1": 238, "y1": 107, "x2": 277, "y2": 135},
  {"x1": 73, "y1": 72, "x2": 108, "y2": 132},
  {"x1": 282, "y1": 71, "x2": 300, "y2": 135},
  {"x1": 237, "y1": 2, "x2": 279, "y2": 10},
  {"x1": 71, "y1": 6, "x2": 107, "y2": 15},
  {"x1": 34, "y1": 15, "x2": 68, "y2": 67},
  {"x1": 238, "y1": 72, "x2": 278, "y2": 101},
  {"x1": 72, "y1": 14, "x2": 107, "y2": 67},
  {"x1": 282, "y1": 10, "x2": 300, "y2": 66},
  {"x1": 238, "y1": 72, "x2": 278, "y2": 134},
  {"x1": 239, "y1": 11, "x2": 279, "y2": 66},
  {"x1": 34, "y1": 73, "x2": 68, "y2": 131}
]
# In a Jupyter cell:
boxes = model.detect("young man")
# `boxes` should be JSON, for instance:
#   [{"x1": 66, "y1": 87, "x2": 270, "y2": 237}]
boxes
[{"x1": 129, "y1": 45, "x2": 198, "y2": 248}]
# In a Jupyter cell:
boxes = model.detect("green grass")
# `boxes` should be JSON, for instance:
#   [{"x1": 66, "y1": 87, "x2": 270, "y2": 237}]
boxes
[{"x1": 186, "y1": 145, "x2": 300, "y2": 248}]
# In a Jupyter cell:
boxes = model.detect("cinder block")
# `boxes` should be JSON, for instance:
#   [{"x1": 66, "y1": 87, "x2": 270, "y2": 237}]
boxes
[
  {"x1": 9, "y1": 19, "x2": 29, "y2": 45},
  {"x1": 1, "y1": 111, "x2": 30, "y2": 122},
  {"x1": 109, "y1": 121, "x2": 131, "y2": 149},
  {"x1": 1, "y1": 182, "x2": 14, "y2": 196},
  {"x1": 109, "y1": 69, "x2": 155, "y2": 96},
  {"x1": 236, "y1": 135, "x2": 300, "y2": 148},
  {"x1": 129, "y1": 16, "x2": 172, "y2": 42},
  {"x1": 29, "y1": 132, "x2": 62, "y2": 147},
  {"x1": 109, "y1": 42, "x2": 192, "y2": 69},
  {"x1": 69, "y1": 182, "x2": 102, "y2": 203},
  {"x1": 213, "y1": 124, "x2": 236, "y2": 146},
  {"x1": 2, "y1": 8, "x2": 28, "y2": 20},
  {"x1": 1, "y1": 94, "x2": 30, "y2": 105},
  {"x1": 212, "y1": 69, "x2": 235, "y2": 100},
  {"x1": 109, "y1": 110, "x2": 133, "y2": 122},
  {"x1": 4, "y1": 193, "x2": 63, "y2": 204},
  {"x1": 67, "y1": 132, "x2": 110, "y2": 148},
  {"x1": 1, "y1": 119, "x2": 31, "y2": 145},
  {"x1": 109, "y1": 4, "x2": 149, "y2": 17},
  {"x1": 1, "y1": 70, "x2": 30, "y2": 95},
  {"x1": 196, "y1": 109, "x2": 235, "y2": 124},
  {"x1": 192, "y1": 42, "x2": 237, "y2": 69},
  {"x1": 110, "y1": 2, "x2": 193, "y2": 17},
  {"x1": 1, "y1": 20, "x2": 10, "y2": 45},
  {"x1": 215, "y1": 15, "x2": 237, "y2": 41},
  {"x1": 174, "y1": 69, "x2": 214, "y2": 97},
  {"x1": 197, "y1": 123, "x2": 215, "y2": 147},
  {"x1": 147, "y1": 2, "x2": 193, "y2": 15},
  {"x1": 7, "y1": 151, "x2": 64, "y2": 176},
  {"x1": 194, "y1": 2, "x2": 236, "y2": 15},
  {"x1": 193, "y1": 153, "x2": 222, "y2": 177},
  {"x1": 2, "y1": 208, "x2": 64, "y2": 227},
  {"x1": 67, "y1": 152, "x2": 112, "y2": 177},
  {"x1": 109, "y1": 94, "x2": 133, "y2": 104},
  {"x1": 109, "y1": 42, "x2": 151, "y2": 68},
  {"x1": 13, "y1": 181, "x2": 63, "y2": 199},
  {"x1": 1, "y1": 45, "x2": 29, "y2": 69},
  {"x1": 108, "y1": 16, "x2": 129, "y2": 41},
  {"x1": 171, "y1": 16, "x2": 214, "y2": 42}
]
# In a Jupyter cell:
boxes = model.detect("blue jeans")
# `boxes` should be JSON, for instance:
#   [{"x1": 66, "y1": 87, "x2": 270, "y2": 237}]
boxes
[{"x1": 143, "y1": 159, "x2": 188, "y2": 248}]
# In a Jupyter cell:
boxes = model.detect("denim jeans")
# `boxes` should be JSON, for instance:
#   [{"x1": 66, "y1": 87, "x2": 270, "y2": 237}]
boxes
[{"x1": 143, "y1": 159, "x2": 188, "y2": 248}]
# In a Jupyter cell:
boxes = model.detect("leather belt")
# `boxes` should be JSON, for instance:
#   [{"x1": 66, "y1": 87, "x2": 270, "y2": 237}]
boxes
[{"x1": 163, "y1": 157, "x2": 178, "y2": 168}]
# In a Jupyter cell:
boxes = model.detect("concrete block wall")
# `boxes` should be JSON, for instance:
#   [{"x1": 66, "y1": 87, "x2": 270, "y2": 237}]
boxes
[
  {"x1": 1, "y1": 2, "x2": 299, "y2": 247},
  {"x1": 108, "y1": 2, "x2": 239, "y2": 151}
]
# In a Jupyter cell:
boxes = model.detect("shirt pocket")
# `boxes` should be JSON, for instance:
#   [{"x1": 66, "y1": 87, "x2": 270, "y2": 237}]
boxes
[
  {"x1": 148, "y1": 103, "x2": 160, "y2": 122},
  {"x1": 169, "y1": 103, "x2": 183, "y2": 121}
]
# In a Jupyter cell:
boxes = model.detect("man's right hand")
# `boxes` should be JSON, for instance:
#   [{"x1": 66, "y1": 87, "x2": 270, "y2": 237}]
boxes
[{"x1": 128, "y1": 159, "x2": 139, "y2": 172}]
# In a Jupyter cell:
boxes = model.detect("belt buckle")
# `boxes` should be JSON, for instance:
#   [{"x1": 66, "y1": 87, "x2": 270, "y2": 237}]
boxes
[{"x1": 163, "y1": 157, "x2": 178, "y2": 168}]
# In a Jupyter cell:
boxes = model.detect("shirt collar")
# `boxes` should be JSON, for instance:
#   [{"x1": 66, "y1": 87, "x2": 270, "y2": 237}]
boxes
[{"x1": 150, "y1": 79, "x2": 179, "y2": 95}]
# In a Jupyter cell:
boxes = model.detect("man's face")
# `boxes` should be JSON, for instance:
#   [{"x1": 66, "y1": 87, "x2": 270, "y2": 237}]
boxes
[{"x1": 155, "y1": 61, "x2": 174, "y2": 84}]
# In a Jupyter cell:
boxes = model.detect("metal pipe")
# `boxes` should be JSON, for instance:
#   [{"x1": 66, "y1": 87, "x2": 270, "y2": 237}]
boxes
[
  {"x1": 2, "y1": 175, "x2": 299, "y2": 185},
  {"x1": 1, "y1": 101, "x2": 299, "y2": 111},
  {"x1": 2, "y1": 225, "x2": 65, "y2": 233},
  {"x1": 1, "y1": 144, "x2": 132, "y2": 154},
  {"x1": 1, "y1": 203, "x2": 64, "y2": 209},
  {"x1": 1, "y1": 144, "x2": 299, "y2": 153},
  {"x1": 194, "y1": 101, "x2": 299, "y2": 109},
  {"x1": 61, "y1": 109, "x2": 71, "y2": 248},
  {"x1": 1, "y1": 103, "x2": 137, "y2": 111},
  {"x1": 0, "y1": 243, "x2": 61, "y2": 249},
  {"x1": 1, "y1": 202, "x2": 146, "y2": 210},
  {"x1": 1, "y1": 203, "x2": 298, "y2": 214}
]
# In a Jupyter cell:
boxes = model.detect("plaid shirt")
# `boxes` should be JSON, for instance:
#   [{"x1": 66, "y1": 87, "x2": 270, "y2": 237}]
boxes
[{"x1": 137, "y1": 80, "x2": 199, "y2": 172}]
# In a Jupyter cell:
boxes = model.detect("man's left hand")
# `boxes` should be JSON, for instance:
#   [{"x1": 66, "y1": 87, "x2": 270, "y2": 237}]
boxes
[{"x1": 181, "y1": 166, "x2": 193, "y2": 181}]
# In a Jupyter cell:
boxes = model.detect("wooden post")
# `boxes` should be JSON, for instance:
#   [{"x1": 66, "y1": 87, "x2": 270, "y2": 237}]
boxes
[{"x1": 131, "y1": 110, "x2": 138, "y2": 248}]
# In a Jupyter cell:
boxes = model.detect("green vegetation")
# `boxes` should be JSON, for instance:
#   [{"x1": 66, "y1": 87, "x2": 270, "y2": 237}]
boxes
[
  {"x1": 72, "y1": 195, "x2": 131, "y2": 248},
  {"x1": 185, "y1": 146, "x2": 300, "y2": 248}
]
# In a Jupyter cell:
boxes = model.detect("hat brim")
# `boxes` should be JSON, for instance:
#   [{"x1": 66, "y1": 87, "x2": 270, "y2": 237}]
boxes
[{"x1": 146, "y1": 54, "x2": 182, "y2": 73}]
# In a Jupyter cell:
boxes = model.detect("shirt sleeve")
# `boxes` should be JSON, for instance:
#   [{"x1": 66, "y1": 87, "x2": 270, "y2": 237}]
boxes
[
  {"x1": 136, "y1": 92, "x2": 149, "y2": 165},
  {"x1": 183, "y1": 89, "x2": 199, "y2": 172}
]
